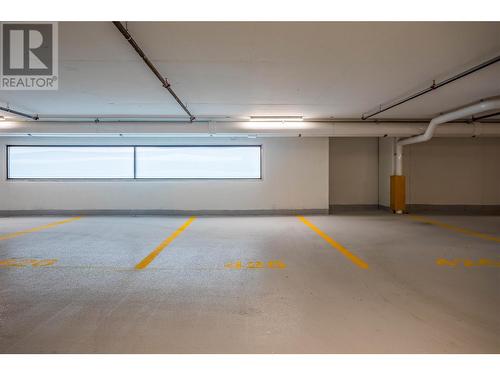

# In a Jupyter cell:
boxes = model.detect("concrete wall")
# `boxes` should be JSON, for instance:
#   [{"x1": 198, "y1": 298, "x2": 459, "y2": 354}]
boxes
[
  {"x1": 0, "y1": 137, "x2": 329, "y2": 213},
  {"x1": 406, "y1": 137, "x2": 500, "y2": 206},
  {"x1": 329, "y1": 138, "x2": 379, "y2": 207},
  {"x1": 3, "y1": 135, "x2": 498, "y2": 213},
  {"x1": 378, "y1": 137, "x2": 500, "y2": 209}
]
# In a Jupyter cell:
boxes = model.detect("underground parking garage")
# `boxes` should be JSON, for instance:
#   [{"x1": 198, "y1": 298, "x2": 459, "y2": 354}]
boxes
[{"x1": 0, "y1": 17, "x2": 499, "y2": 361}]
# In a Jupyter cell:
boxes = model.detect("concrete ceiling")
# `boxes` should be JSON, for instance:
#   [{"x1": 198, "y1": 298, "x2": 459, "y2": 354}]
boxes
[{"x1": 2, "y1": 21, "x2": 500, "y2": 120}]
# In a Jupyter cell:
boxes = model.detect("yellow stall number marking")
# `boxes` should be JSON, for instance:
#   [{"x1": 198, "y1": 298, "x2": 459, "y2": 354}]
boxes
[
  {"x1": 0, "y1": 258, "x2": 58, "y2": 268},
  {"x1": 436, "y1": 258, "x2": 500, "y2": 268},
  {"x1": 225, "y1": 260, "x2": 287, "y2": 270}
]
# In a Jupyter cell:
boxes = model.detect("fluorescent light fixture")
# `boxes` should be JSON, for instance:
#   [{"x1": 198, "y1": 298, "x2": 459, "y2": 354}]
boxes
[{"x1": 250, "y1": 116, "x2": 303, "y2": 122}]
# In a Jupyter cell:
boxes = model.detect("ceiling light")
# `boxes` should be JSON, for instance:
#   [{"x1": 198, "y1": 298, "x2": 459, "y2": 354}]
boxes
[{"x1": 250, "y1": 116, "x2": 303, "y2": 122}]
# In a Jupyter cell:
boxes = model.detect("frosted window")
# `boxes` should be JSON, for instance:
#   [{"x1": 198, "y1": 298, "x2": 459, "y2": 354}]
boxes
[
  {"x1": 136, "y1": 146, "x2": 261, "y2": 179},
  {"x1": 8, "y1": 147, "x2": 134, "y2": 179}
]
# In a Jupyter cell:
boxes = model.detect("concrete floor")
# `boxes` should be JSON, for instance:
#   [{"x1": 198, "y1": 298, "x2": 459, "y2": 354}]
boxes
[{"x1": 0, "y1": 213, "x2": 498, "y2": 353}]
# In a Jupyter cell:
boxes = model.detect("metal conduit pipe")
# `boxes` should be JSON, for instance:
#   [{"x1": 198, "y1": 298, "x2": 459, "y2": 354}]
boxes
[
  {"x1": 112, "y1": 21, "x2": 195, "y2": 122},
  {"x1": 3, "y1": 121, "x2": 500, "y2": 137},
  {"x1": 362, "y1": 54, "x2": 500, "y2": 120},
  {"x1": 395, "y1": 96, "x2": 500, "y2": 176},
  {"x1": 0, "y1": 105, "x2": 39, "y2": 120},
  {"x1": 472, "y1": 111, "x2": 500, "y2": 121}
]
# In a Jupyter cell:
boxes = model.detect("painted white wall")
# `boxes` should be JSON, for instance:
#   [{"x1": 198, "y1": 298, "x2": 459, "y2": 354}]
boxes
[
  {"x1": 3, "y1": 135, "x2": 498, "y2": 212},
  {"x1": 378, "y1": 137, "x2": 394, "y2": 208},
  {"x1": 0, "y1": 137, "x2": 329, "y2": 211},
  {"x1": 329, "y1": 138, "x2": 379, "y2": 205}
]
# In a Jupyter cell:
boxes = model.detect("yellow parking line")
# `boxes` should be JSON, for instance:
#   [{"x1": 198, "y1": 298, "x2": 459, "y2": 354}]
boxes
[
  {"x1": 297, "y1": 216, "x2": 369, "y2": 269},
  {"x1": 135, "y1": 216, "x2": 196, "y2": 270},
  {"x1": 0, "y1": 217, "x2": 82, "y2": 241},
  {"x1": 410, "y1": 215, "x2": 500, "y2": 243}
]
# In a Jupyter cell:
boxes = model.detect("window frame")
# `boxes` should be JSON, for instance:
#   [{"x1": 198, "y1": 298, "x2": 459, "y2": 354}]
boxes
[{"x1": 6, "y1": 145, "x2": 263, "y2": 181}]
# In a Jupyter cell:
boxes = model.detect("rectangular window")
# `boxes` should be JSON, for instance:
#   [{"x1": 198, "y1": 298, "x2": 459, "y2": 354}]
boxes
[
  {"x1": 7, "y1": 146, "x2": 135, "y2": 179},
  {"x1": 7, "y1": 146, "x2": 261, "y2": 179},
  {"x1": 135, "y1": 146, "x2": 261, "y2": 179}
]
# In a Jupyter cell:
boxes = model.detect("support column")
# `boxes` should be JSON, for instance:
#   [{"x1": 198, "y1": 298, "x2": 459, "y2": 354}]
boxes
[
  {"x1": 391, "y1": 140, "x2": 405, "y2": 214},
  {"x1": 390, "y1": 175, "x2": 406, "y2": 214}
]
